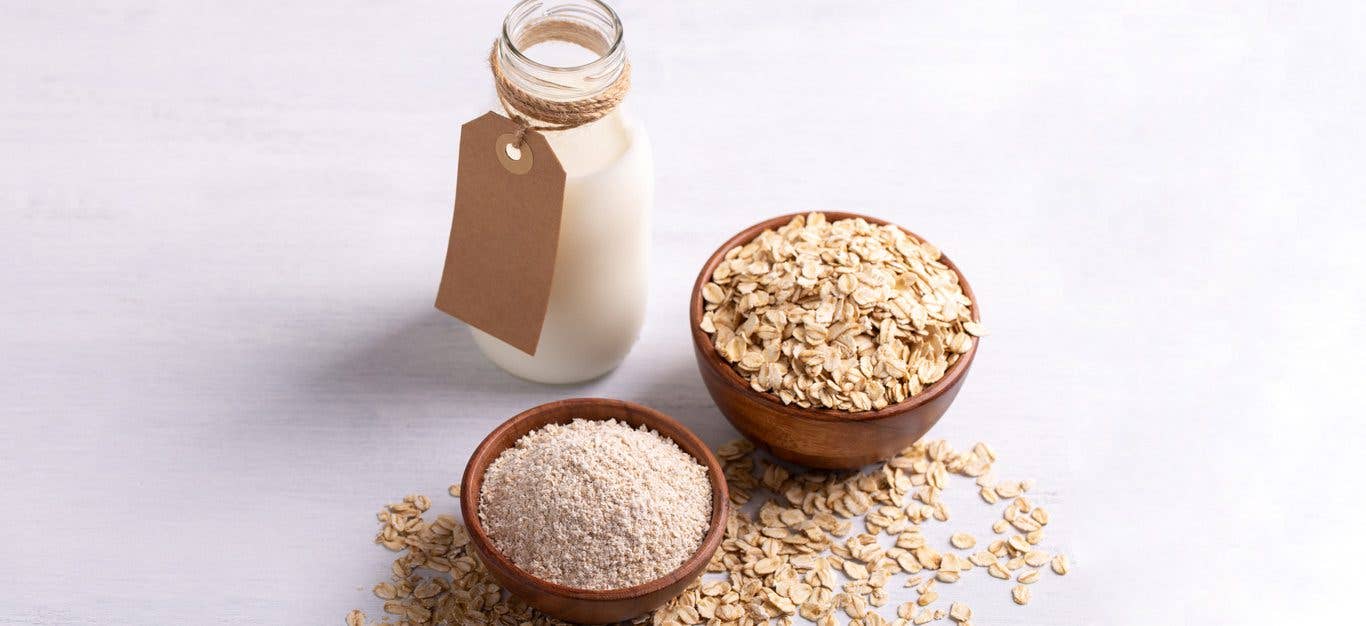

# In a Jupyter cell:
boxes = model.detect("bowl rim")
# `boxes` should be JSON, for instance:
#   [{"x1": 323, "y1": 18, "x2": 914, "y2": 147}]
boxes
[
  {"x1": 688, "y1": 211, "x2": 982, "y2": 423},
  {"x1": 460, "y1": 397, "x2": 730, "y2": 602}
]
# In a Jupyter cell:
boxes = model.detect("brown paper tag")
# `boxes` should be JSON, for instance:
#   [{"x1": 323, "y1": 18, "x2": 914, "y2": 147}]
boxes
[{"x1": 435, "y1": 112, "x2": 566, "y2": 355}]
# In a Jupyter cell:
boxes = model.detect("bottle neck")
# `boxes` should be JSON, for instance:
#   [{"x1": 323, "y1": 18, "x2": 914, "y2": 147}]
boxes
[{"x1": 497, "y1": 0, "x2": 627, "y2": 121}]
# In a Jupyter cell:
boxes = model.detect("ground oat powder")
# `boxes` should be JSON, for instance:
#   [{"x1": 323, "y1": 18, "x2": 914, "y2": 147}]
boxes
[{"x1": 478, "y1": 418, "x2": 712, "y2": 590}]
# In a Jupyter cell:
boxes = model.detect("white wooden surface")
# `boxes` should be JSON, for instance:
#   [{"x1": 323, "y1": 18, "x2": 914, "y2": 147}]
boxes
[{"x1": 2, "y1": 1, "x2": 1361, "y2": 624}]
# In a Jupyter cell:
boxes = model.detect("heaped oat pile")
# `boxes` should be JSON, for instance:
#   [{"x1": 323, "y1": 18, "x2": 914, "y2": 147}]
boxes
[
  {"x1": 479, "y1": 419, "x2": 713, "y2": 590},
  {"x1": 699, "y1": 213, "x2": 984, "y2": 412},
  {"x1": 347, "y1": 439, "x2": 1068, "y2": 626}
]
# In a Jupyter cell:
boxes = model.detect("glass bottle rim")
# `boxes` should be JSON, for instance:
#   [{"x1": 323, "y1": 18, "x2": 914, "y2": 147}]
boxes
[{"x1": 500, "y1": 0, "x2": 624, "y2": 74}]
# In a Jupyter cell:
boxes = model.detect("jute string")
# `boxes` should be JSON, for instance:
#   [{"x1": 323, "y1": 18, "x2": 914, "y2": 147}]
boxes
[{"x1": 489, "y1": 19, "x2": 631, "y2": 147}]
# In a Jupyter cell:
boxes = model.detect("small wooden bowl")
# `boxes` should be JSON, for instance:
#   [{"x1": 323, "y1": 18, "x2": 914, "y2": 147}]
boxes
[
  {"x1": 689, "y1": 212, "x2": 982, "y2": 470},
  {"x1": 460, "y1": 398, "x2": 729, "y2": 624}
]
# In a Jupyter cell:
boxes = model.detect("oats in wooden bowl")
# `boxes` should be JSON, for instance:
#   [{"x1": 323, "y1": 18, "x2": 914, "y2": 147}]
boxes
[{"x1": 690, "y1": 212, "x2": 983, "y2": 468}]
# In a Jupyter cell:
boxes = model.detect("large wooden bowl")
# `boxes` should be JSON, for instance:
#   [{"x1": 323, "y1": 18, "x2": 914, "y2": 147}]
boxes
[
  {"x1": 460, "y1": 398, "x2": 729, "y2": 624},
  {"x1": 689, "y1": 212, "x2": 982, "y2": 469}
]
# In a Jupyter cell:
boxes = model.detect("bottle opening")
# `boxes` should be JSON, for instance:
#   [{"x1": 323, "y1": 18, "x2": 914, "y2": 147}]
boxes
[
  {"x1": 522, "y1": 39, "x2": 601, "y2": 68},
  {"x1": 496, "y1": 0, "x2": 629, "y2": 115},
  {"x1": 502, "y1": 0, "x2": 623, "y2": 72}
]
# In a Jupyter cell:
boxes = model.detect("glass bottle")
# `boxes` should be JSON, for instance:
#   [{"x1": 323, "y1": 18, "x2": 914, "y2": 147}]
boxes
[{"x1": 471, "y1": 0, "x2": 652, "y2": 383}]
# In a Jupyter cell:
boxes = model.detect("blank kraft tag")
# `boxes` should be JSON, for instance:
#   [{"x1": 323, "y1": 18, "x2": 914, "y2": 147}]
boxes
[{"x1": 435, "y1": 112, "x2": 566, "y2": 355}]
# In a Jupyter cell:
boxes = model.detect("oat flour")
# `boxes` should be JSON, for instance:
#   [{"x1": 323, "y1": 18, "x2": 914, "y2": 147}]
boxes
[{"x1": 478, "y1": 419, "x2": 712, "y2": 590}]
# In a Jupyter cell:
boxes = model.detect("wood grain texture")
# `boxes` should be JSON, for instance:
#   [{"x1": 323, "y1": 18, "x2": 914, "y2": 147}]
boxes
[
  {"x1": 460, "y1": 398, "x2": 727, "y2": 624},
  {"x1": 689, "y1": 212, "x2": 979, "y2": 469}
]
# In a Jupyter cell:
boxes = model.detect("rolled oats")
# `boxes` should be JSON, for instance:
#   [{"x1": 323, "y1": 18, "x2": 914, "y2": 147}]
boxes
[
  {"x1": 348, "y1": 437, "x2": 1066, "y2": 625},
  {"x1": 700, "y1": 213, "x2": 980, "y2": 412},
  {"x1": 372, "y1": 582, "x2": 396, "y2": 601}
]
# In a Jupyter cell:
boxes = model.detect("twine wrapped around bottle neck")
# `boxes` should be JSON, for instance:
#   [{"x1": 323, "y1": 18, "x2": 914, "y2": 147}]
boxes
[{"x1": 489, "y1": 19, "x2": 631, "y2": 147}]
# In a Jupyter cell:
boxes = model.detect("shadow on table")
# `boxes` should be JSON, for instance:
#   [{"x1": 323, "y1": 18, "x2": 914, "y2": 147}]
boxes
[
  {"x1": 306, "y1": 309, "x2": 563, "y2": 403},
  {"x1": 305, "y1": 308, "x2": 739, "y2": 444},
  {"x1": 610, "y1": 347, "x2": 741, "y2": 448}
]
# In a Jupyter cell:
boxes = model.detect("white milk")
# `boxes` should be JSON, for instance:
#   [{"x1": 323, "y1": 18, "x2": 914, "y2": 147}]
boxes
[{"x1": 471, "y1": 108, "x2": 652, "y2": 383}]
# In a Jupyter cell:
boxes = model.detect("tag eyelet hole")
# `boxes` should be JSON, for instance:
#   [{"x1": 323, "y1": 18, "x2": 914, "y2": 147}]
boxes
[{"x1": 494, "y1": 132, "x2": 534, "y2": 175}]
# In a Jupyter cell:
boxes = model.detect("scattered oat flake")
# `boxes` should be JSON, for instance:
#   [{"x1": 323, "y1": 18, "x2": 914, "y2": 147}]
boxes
[
  {"x1": 347, "y1": 437, "x2": 1065, "y2": 625},
  {"x1": 969, "y1": 550, "x2": 996, "y2": 567},
  {"x1": 950, "y1": 532, "x2": 976, "y2": 549},
  {"x1": 371, "y1": 582, "x2": 396, "y2": 600}
]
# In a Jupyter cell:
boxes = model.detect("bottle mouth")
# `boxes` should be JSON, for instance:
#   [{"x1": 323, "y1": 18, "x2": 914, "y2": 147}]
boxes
[{"x1": 501, "y1": 0, "x2": 624, "y2": 74}]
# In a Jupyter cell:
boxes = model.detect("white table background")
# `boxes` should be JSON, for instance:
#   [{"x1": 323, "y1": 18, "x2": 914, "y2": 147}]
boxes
[{"x1": 2, "y1": 1, "x2": 1361, "y2": 624}]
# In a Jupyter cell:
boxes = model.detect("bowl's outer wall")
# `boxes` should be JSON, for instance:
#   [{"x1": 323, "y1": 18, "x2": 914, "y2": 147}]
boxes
[
  {"x1": 461, "y1": 398, "x2": 728, "y2": 624},
  {"x1": 694, "y1": 348, "x2": 973, "y2": 468},
  {"x1": 476, "y1": 561, "x2": 695, "y2": 624}
]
